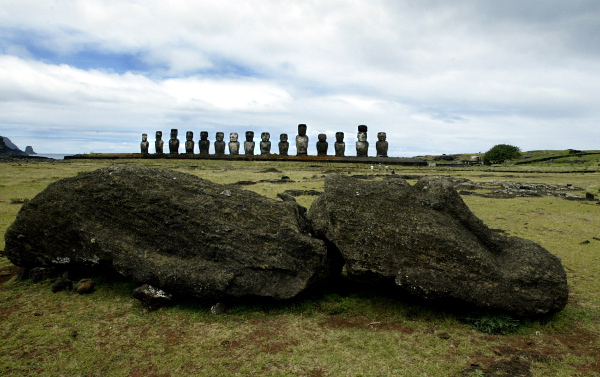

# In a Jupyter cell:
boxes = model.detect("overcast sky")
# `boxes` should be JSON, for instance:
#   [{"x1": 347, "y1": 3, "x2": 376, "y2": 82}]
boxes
[{"x1": 1, "y1": 1, "x2": 599, "y2": 156}]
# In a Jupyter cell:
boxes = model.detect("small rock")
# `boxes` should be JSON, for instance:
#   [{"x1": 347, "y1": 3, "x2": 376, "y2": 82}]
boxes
[
  {"x1": 585, "y1": 192, "x2": 595, "y2": 200},
  {"x1": 132, "y1": 284, "x2": 172, "y2": 311},
  {"x1": 29, "y1": 267, "x2": 57, "y2": 283},
  {"x1": 75, "y1": 279, "x2": 95, "y2": 294},
  {"x1": 277, "y1": 193, "x2": 296, "y2": 202},
  {"x1": 579, "y1": 240, "x2": 590, "y2": 245},
  {"x1": 210, "y1": 302, "x2": 227, "y2": 315},
  {"x1": 52, "y1": 276, "x2": 73, "y2": 293},
  {"x1": 437, "y1": 332, "x2": 451, "y2": 339},
  {"x1": 16, "y1": 267, "x2": 29, "y2": 281},
  {"x1": 220, "y1": 189, "x2": 232, "y2": 197},
  {"x1": 70, "y1": 330, "x2": 78, "y2": 339}
]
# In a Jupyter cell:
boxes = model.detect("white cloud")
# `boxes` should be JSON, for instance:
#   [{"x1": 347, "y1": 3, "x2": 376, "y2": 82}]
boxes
[{"x1": 1, "y1": 1, "x2": 599, "y2": 155}]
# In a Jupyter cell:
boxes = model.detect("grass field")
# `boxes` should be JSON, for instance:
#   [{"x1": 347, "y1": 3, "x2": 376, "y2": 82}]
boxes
[{"x1": 0, "y1": 156, "x2": 598, "y2": 376}]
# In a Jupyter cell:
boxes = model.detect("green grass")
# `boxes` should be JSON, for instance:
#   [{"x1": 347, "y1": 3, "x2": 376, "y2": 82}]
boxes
[{"x1": 0, "y1": 155, "x2": 599, "y2": 376}]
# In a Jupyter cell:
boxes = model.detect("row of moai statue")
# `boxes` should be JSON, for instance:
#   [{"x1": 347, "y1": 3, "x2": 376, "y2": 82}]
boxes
[{"x1": 140, "y1": 124, "x2": 389, "y2": 157}]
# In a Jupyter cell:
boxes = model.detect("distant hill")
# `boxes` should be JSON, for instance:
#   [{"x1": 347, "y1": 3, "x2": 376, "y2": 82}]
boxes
[{"x1": 0, "y1": 136, "x2": 27, "y2": 156}]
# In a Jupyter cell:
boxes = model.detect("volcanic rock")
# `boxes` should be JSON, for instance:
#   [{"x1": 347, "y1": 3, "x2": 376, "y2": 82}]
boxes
[
  {"x1": 4, "y1": 166, "x2": 336, "y2": 301},
  {"x1": 308, "y1": 174, "x2": 568, "y2": 317},
  {"x1": 132, "y1": 284, "x2": 172, "y2": 311}
]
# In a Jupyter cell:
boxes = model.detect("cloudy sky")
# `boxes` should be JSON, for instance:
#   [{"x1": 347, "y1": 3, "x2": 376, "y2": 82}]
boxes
[{"x1": 1, "y1": 1, "x2": 599, "y2": 156}]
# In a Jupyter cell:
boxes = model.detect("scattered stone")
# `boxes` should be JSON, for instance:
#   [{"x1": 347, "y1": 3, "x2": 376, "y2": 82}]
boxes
[
  {"x1": 437, "y1": 332, "x2": 451, "y2": 339},
  {"x1": 70, "y1": 330, "x2": 78, "y2": 339},
  {"x1": 308, "y1": 175, "x2": 568, "y2": 317},
  {"x1": 29, "y1": 267, "x2": 57, "y2": 283},
  {"x1": 220, "y1": 189, "x2": 232, "y2": 197},
  {"x1": 132, "y1": 284, "x2": 172, "y2": 311},
  {"x1": 75, "y1": 279, "x2": 95, "y2": 294},
  {"x1": 16, "y1": 267, "x2": 29, "y2": 281},
  {"x1": 585, "y1": 192, "x2": 595, "y2": 200},
  {"x1": 5, "y1": 166, "x2": 337, "y2": 302},
  {"x1": 593, "y1": 237, "x2": 600, "y2": 242},
  {"x1": 235, "y1": 180, "x2": 257, "y2": 185},
  {"x1": 277, "y1": 193, "x2": 297, "y2": 202},
  {"x1": 52, "y1": 274, "x2": 73, "y2": 293},
  {"x1": 259, "y1": 168, "x2": 282, "y2": 173},
  {"x1": 210, "y1": 302, "x2": 227, "y2": 315},
  {"x1": 579, "y1": 240, "x2": 590, "y2": 245}
]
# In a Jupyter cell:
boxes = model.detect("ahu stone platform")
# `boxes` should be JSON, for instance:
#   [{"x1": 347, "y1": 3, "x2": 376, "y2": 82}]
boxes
[{"x1": 64, "y1": 153, "x2": 428, "y2": 166}]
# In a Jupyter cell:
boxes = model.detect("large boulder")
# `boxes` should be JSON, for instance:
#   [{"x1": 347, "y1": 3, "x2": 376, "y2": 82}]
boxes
[
  {"x1": 308, "y1": 175, "x2": 568, "y2": 317},
  {"x1": 5, "y1": 166, "x2": 337, "y2": 301}
]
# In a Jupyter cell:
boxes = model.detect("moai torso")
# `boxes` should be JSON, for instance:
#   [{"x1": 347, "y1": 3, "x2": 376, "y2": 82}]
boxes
[
  {"x1": 155, "y1": 131, "x2": 164, "y2": 154},
  {"x1": 244, "y1": 131, "x2": 255, "y2": 155},
  {"x1": 260, "y1": 132, "x2": 271, "y2": 155},
  {"x1": 376, "y1": 132, "x2": 388, "y2": 157},
  {"x1": 334, "y1": 132, "x2": 345, "y2": 157},
  {"x1": 214, "y1": 132, "x2": 226, "y2": 155},
  {"x1": 199, "y1": 131, "x2": 210, "y2": 154},
  {"x1": 278, "y1": 134, "x2": 289, "y2": 156},
  {"x1": 356, "y1": 132, "x2": 369, "y2": 157},
  {"x1": 296, "y1": 124, "x2": 308, "y2": 156},
  {"x1": 229, "y1": 133, "x2": 240, "y2": 155},
  {"x1": 140, "y1": 133, "x2": 149, "y2": 154},
  {"x1": 185, "y1": 131, "x2": 195, "y2": 154},
  {"x1": 316, "y1": 133, "x2": 328, "y2": 156},
  {"x1": 169, "y1": 129, "x2": 179, "y2": 154}
]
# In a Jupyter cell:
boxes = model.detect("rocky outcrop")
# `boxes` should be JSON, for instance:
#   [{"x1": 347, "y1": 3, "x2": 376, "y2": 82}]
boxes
[
  {"x1": 5, "y1": 166, "x2": 338, "y2": 301},
  {"x1": 0, "y1": 136, "x2": 27, "y2": 156},
  {"x1": 308, "y1": 175, "x2": 568, "y2": 317},
  {"x1": 24, "y1": 146, "x2": 37, "y2": 155}
]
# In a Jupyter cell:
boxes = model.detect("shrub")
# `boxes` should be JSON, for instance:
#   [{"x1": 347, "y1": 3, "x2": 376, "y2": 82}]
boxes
[{"x1": 483, "y1": 144, "x2": 521, "y2": 164}]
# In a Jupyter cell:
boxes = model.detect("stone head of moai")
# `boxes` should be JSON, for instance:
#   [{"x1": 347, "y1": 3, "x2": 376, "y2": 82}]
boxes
[
  {"x1": 200, "y1": 131, "x2": 208, "y2": 140},
  {"x1": 230, "y1": 132, "x2": 238, "y2": 142},
  {"x1": 170, "y1": 129, "x2": 178, "y2": 139},
  {"x1": 216, "y1": 132, "x2": 224, "y2": 141},
  {"x1": 142, "y1": 133, "x2": 148, "y2": 142},
  {"x1": 357, "y1": 132, "x2": 367, "y2": 142},
  {"x1": 298, "y1": 124, "x2": 307, "y2": 136},
  {"x1": 245, "y1": 131, "x2": 254, "y2": 141},
  {"x1": 335, "y1": 132, "x2": 344, "y2": 142},
  {"x1": 377, "y1": 132, "x2": 386, "y2": 141},
  {"x1": 318, "y1": 133, "x2": 327, "y2": 142},
  {"x1": 156, "y1": 131, "x2": 162, "y2": 140},
  {"x1": 186, "y1": 131, "x2": 193, "y2": 141},
  {"x1": 280, "y1": 133, "x2": 288, "y2": 142},
  {"x1": 261, "y1": 132, "x2": 270, "y2": 141},
  {"x1": 358, "y1": 125, "x2": 368, "y2": 134}
]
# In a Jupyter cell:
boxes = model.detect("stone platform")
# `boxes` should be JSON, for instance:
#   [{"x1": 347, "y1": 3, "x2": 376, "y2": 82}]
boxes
[{"x1": 65, "y1": 153, "x2": 428, "y2": 166}]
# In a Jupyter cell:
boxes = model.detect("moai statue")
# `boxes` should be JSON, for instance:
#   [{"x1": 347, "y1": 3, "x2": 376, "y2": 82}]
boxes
[
  {"x1": 214, "y1": 132, "x2": 226, "y2": 155},
  {"x1": 140, "y1": 133, "x2": 149, "y2": 154},
  {"x1": 316, "y1": 133, "x2": 328, "y2": 156},
  {"x1": 356, "y1": 125, "x2": 368, "y2": 157},
  {"x1": 296, "y1": 124, "x2": 309, "y2": 156},
  {"x1": 169, "y1": 129, "x2": 179, "y2": 154},
  {"x1": 185, "y1": 131, "x2": 195, "y2": 154},
  {"x1": 228, "y1": 133, "x2": 240, "y2": 155},
  {"x1": 376, "y1": 132, "x2": 388, "y2": 157},
  {"x1": 260, "y1": 132, "x2": 271, "y2": 155},
  {"x1": 334, "y1": 132, "x2": 345, "y2": 157},
  {"x1": 155, "y1": 131, "x2": 164, "y2": 154},
  {"x1": 278, "y1": 134, "x2": 289, "y2": 156},
  {"x1": 244, "y1": 131, "x2": 255, "y2": 155},
  {"x1": 199, "y1": 131, "x2": 210, "y2": 154}
]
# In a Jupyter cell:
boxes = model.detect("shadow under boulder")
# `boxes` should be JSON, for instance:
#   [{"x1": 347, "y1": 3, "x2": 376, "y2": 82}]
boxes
[
  {"x1": 307, "y1": 174, "x2": 568, "y2": 317},
  {"x1": 4, "y1": 166, "x2": 338, "y2": 301}
]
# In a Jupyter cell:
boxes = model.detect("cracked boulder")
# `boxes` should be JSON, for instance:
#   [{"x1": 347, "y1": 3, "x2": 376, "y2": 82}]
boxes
[
  {"x1": 5, "y1": 166, "x2": 338, "y2": 301},
  {"x1": 308, "y1": 174, "x2": 568, "y2": 317}
]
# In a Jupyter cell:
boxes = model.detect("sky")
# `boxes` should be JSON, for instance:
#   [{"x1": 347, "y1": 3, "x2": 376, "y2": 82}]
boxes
[{"x1": 1, "y1": 1, "x2": 599, "y2": 156}]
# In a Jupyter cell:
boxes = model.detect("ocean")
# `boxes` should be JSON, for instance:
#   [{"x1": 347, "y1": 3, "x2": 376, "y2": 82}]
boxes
[{"x1": 34, "y1": 153, "x2": 76, "y2": 160}]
